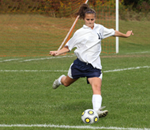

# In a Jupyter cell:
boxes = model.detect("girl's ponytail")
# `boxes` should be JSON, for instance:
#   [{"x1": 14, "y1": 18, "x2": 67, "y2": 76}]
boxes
[{"x1": 76, "y1": 4, "x2": 96, "y2": 19}]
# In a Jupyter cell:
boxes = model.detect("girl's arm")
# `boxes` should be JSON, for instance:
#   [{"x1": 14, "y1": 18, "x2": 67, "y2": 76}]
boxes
[
  {"x1": 114, "y1": 30, "x2": 134, "y2": 38},
  {"x1": 49, "y1": 46, "x2": 70, "y2": 56}
]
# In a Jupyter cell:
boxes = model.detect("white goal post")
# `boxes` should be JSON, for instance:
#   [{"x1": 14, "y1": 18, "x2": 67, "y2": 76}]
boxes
[{"x1": 116, "y1": 0, "x2": 119, "y2": 53}]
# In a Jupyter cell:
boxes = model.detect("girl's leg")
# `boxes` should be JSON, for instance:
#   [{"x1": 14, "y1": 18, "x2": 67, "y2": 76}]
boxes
[
  {"x1": 53, "y1": 61, "x2": 78, "y2": 88},
  {"x1": 52, "y1": 75, "x2": 78, "y2": 89},
  {"x1": 88, "y1": 77, "x2": 108, "y2": 118},
  {"x1": 88, "y1": 77, "x2": 102, "y2": 110},
  {"x1": 61, "y1": 75, "x2": 78, "y2": 87}
]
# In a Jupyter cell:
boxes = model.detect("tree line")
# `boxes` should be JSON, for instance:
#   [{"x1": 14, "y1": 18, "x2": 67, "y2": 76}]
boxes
[{"x1": 0, "y1": 0, "x2": 149, "y2": 15}]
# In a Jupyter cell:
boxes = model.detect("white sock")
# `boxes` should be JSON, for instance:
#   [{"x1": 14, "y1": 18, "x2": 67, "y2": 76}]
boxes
[
  {"x1": 92, "y1": 94, "x2": 102, "y2": 111},
  {"x1": 58, "y1": 75, "x2": 65, "y2": 85}
]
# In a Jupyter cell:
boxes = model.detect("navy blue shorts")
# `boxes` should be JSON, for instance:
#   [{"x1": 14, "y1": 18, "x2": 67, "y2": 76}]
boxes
[{"x1": 68, "y1": 58, "x2": 102, "y2": 84}]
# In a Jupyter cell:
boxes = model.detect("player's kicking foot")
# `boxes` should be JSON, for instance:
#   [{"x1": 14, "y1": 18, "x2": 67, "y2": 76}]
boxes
[
  {"x1": 96, "y1": 106, "x2": 108, "y2": 118},
  {"x1": 52, "y1": 75, "x2": 65, "y2": 89},
  {"x1": 52, "y1": 79, "x2": 60, "y2": 89},
  {"x1": 97, "y1": 110, "x2": 108, "y2": 118}
]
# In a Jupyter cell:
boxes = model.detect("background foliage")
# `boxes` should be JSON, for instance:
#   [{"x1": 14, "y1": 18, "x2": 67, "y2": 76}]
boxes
[{"x1": 0, "y1": 0, "x2": 150, "y2": 20}]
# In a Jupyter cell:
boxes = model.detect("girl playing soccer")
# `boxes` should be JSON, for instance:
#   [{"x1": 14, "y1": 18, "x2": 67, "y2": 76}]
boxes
[{"x1": 50, "y1": 4, "x2": 133, "y2": 118}]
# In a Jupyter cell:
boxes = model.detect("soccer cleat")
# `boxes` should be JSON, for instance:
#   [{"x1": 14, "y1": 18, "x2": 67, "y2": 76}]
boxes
[
  {"x1": 97, "y1": 110, "x2": 108, "y2": 118},
  {"x1": 52, "y1": 79, "x2": 60, "y2": 89},
  {"x1": 52, "y1": 75, "x2": 65, "y2": 89},
  {"x1": 96, "y1": 106, "x2": 108, "y2": 118}
]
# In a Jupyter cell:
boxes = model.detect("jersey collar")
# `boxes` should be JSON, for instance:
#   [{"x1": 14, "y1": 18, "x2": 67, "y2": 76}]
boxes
[{"x1": 83, "y1": 23, "x2": 97, "y2": 29}]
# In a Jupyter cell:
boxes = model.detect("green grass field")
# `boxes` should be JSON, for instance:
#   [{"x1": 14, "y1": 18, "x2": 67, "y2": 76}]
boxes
[{"x1": 0, "y1": 15, "x2": 150, "y2": 130}]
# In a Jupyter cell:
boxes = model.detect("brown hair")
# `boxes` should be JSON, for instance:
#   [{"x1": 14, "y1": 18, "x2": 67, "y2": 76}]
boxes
[{"x1": 76, "y1": 4, "x2": 96, "y2": 19}]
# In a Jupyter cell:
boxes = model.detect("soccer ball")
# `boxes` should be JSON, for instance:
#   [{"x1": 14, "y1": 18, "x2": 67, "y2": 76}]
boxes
[{"x1": 81, "y1": 109, "x2": 99, "y2": 124}]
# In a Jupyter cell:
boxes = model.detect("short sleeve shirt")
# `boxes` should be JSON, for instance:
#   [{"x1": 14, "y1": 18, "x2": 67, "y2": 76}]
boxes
[{"x1": 65, "y1": 23, "x2": 115, "y2": 69}]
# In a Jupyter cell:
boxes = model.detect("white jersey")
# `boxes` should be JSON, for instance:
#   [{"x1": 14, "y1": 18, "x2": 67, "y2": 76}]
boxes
[{"x1": 65, "y1": 23, "x2": 115, "y2": 69}]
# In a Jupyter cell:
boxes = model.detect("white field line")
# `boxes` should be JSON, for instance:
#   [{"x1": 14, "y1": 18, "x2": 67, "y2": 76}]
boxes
[
  {"x1": 0, "y1": 124, "x2": 149, "y2": 130},
  {"x1": 0, "y1": 70, "x2": 68, "y2": 72},
  {"x1": 126, "y1": 51, "x2": 150, "y2": 54},
  {"x1": 20, "y1": 55, "x2": 74, "y2": 62},
  {"x1": 0, "y1": 56, "x2": 74, "y2": 62},
  {"x1": 0, "y1": 66, "x2": 149, "y2": 73},
  {"x1": 103, "y1": 66, "x2": 150, "y2": 73},
  {"x1": 0, "y1": 58, "x2": 23, "y2": 62}
]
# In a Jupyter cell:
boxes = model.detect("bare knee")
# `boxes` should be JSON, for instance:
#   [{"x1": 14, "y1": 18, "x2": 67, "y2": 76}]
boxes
[
  {"x1": 63, "y1": 82, "x2": 70, "y2": 87},
  {"x1": 90, "y1": 82, "x2": 101, "y2": 94},
  {"x1": 61, "y1": 76, "x2": 71, "y2": 87},
  {"x1": 62, "y1": 79, "x2": 71, "y2": 87},
  {"x1": 61, "y1": 75, "x2": 77, "y2": 87},
  {"x1": 93, "y1": 84, "x2": 101, "y2": 93},
  {"x1": 88, "y1": 77, "x2": 102, "y2": 95}
]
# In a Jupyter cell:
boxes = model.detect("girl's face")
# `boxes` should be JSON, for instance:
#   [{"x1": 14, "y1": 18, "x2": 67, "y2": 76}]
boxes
[{"x1": 84, "y1": 13, "x2": 96, "y2": 29}]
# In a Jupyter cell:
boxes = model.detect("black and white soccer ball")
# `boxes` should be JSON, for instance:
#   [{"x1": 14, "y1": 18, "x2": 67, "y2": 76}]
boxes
[{"x1": 81, "y1": 109, "x2": 99, "y2": 124}]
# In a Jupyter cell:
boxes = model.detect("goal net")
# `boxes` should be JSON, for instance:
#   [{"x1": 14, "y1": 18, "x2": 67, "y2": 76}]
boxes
[
  {"x1": 92, "y1": 0, "x2": 117, "y2": 54},
  {"x1": 0, "y1": 0, "x2": 117, "y2": 57}
]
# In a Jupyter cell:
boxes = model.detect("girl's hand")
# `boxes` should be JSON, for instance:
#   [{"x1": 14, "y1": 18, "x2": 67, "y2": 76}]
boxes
[
  {"x1": 49, "y1": 51, "x2": 59, "y2": 56},
  {"x1": 126, "y1": 30, "x2": 134, "y2": 37},
  {"x1": 49, "y1": 47, "x2": 69, "y2": 56}
]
